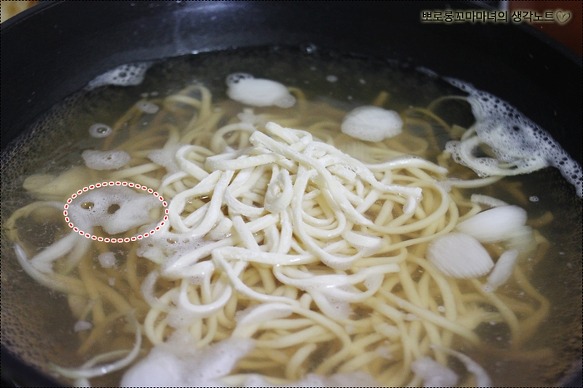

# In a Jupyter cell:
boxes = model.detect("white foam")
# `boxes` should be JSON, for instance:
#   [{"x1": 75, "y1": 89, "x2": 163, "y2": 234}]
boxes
[
  {"x1": 136, "y1": 101, "x2": 160, "y2": 114},
  {"x1": 237, "y1": 108, "x2": 266, "y2": 126},
  {"x1": 447, "y1": 78, "x2": 582, "y2": 197},
  {"x1": 121, "y1": 331, "x2": 379, "y2": 387},
  {"x1": 68, "y1": 186, "x2": 160, "y2": 235},
  {"x1": 411, "y1": 356, "x2": 459, "y2": 387},
  {"x1": 341, "y1": 106, "x2": 403, "y2": 142},
  {"x1": 98, "y1": 252, "x2": 117, "y2": 268},
  {"x1": 137, "y1": 234, "x2": 206, "y2": 265},
  {"x1": 87, "y1": 62, "x2": 151, "y2": 90},
  {"x1": 73, "y1": 320, "x2": 93, "y2": 333},
  {"x1": 226, "y1": 73, "x2": 296, "y2": 108},
  {"x1": 120, "y1": 334, "x2": 254, "y2": 387},
  {"x1": 239, "y1": 372, "x2": 379, "y2": 387},
  {"x1": 226, "y1": 72, "x2": 254, "y2": 85},
  {"x1": 147, "y1": 144, "x2": 183, "y2": 174},
  {"x1": 82, "y1": 149, "x2": 130, "y2": 170}
]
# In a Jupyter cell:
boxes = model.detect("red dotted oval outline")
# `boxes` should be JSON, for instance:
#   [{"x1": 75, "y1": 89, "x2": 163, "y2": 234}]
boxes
[{"x1": 63, "y1": 181, "x2": 169, "y2": 243}]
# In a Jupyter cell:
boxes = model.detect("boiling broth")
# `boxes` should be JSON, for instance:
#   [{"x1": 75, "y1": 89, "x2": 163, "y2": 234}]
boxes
[{"x1": 1, "y1": 47, "x2": 581, "y2": 387}]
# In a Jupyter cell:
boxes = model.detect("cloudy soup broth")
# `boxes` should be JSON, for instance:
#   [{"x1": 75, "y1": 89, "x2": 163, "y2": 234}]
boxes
[{"x1": 1, "y1": 47, "x2": 581, "y2": 387}]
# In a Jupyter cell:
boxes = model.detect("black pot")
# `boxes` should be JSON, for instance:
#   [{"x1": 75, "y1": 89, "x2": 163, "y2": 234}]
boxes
[{"x1": 1, "y1": 2, "x2": 581, "y2": 387}]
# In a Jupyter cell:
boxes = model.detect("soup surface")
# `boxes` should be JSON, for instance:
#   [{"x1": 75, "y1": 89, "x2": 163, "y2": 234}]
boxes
[{"x1": 1, "y1": 47, "x2": 581, "y2": 387}]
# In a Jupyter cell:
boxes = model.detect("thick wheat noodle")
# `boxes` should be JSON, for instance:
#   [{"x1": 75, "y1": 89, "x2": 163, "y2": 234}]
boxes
[{"x1": 13, "y1": 243, "x2": 86, "y2": 295}]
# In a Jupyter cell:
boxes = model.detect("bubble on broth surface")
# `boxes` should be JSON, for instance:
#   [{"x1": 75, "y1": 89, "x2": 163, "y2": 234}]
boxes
[
  {"x1": 87, "y1": 63, "x2": 151, "y2": 90},
  {"x1": 88, "y1": 123, "x2": 112, "y2": 138},
  {"x1": 446, "y1": 78, "x2": 583, "y2": 197}
]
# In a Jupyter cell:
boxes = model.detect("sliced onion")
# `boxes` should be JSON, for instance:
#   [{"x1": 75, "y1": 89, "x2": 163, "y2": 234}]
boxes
[
  {"x1": 506, "y1": 225, "x2": 534, "y2": 253},
  {"x1": 427, "y1": 233, "x2": 494, "y2": 279},
  {"x1": 437, "y1": 346, "x2": 492, "y2": 387},
  {"x1": 484, "y1": 249, "x2": 519, "y2": 293},
  {"x1": 470, "y1": 194, "x2": 508, "y2": 208},
  {"x1": 456, "y1": 205, "x2": 527, "y2": 243}
]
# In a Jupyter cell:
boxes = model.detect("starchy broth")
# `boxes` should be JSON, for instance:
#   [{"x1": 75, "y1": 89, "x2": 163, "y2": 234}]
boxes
[{"x1": 1, "y1": 47, "x2": 581, "y2": 387}]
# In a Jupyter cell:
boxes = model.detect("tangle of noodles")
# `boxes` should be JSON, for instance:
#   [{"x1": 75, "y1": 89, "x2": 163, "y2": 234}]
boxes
[{"x1": 4, "y1": 74, "x2": 561, "y2": 387}]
